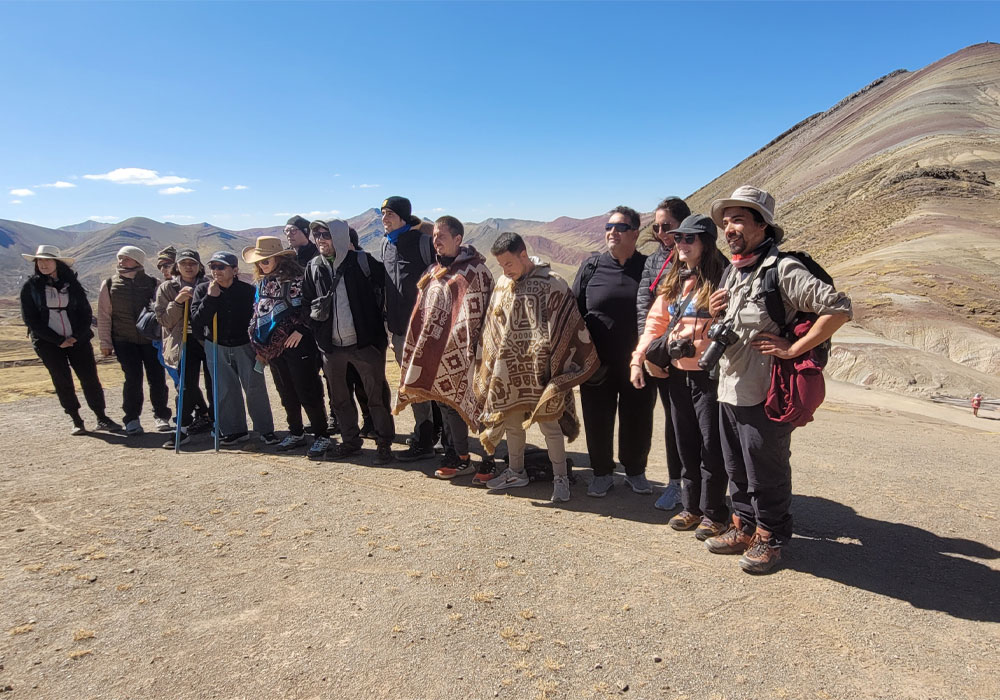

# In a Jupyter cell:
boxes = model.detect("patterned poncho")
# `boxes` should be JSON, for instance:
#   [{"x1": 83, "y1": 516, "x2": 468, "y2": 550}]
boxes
[
  {"x1": 473, "y1": 258, "x2": 599, "y2": 454},
  {"x1": 395, "y1": 245, "x2": 494, "y2": 426}
]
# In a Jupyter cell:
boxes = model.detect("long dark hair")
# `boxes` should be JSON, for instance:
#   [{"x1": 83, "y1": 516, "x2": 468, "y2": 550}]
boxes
[
  {"x1": 254, "y1": 254, "x2": 303, "y2": 282},
  {"x1": 33, "y1": 259, "x2": 78, "y2": 286},
  {"x1": 657, "y1": 236, "x2": 728, "y2": 312}
]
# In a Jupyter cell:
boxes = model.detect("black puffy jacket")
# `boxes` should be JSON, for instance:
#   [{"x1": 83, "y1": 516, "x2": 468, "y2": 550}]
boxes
[{"x1": 20, "y1": 269, "x2": 95, "y2": 346}]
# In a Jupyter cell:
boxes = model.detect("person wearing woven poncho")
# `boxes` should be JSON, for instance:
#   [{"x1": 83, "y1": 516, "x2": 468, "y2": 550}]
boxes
[
  {"x1": 473, "y1": 232, "x2": 599, "y2": 503},
  {"x1": 394, "y1": 215, "x2": 494, "y2": 482}
]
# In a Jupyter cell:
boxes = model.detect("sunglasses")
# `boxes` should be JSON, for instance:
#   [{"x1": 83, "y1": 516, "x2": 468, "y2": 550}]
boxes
[
  {"x1": 672, "y1": 232, "x2": 698, "y2": 244},
  {"x1": 651, "y1": 223, "x2": 674, "y2": 234},
  {"x1": 312, "y1": 229, "x2": 332, "y2": 239},
  {"x1": 604, "y1": 223, "x2": 634, "y2": 233},
  {"x1": 208, "y1": 263, "x2": 230, "y2": 271}
]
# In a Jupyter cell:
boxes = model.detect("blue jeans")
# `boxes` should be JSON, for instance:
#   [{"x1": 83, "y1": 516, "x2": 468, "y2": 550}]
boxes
[{"x1": 205, "y1": 341, "x2": 274, "y2": 436}]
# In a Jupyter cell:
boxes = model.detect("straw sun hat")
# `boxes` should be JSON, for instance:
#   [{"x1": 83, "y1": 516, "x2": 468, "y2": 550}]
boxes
[
  {"x1": 22, "y1": 245, "x2": 75, "y2": 265},
  {"x1": 241, "y1": 236, "x2": 295, "y2": 264}
]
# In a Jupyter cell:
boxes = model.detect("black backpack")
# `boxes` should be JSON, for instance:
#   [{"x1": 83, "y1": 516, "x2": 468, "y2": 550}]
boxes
[{"x1": 723, "y1": 251, "x2": 835, "y2": 367}]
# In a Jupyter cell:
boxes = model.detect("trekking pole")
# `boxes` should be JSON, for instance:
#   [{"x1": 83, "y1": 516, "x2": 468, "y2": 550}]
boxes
[
  {"x1": 212, "y1": 313, "x2": 219, "y2": 453},
  {"x1": 174, "y1": 300, "x2": 190, "y2": 455}
]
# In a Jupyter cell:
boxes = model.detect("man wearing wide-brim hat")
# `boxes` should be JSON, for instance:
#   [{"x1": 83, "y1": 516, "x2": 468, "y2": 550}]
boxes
[{"x1": 703, "y1": 185, "x2": 853, "y2": 574}]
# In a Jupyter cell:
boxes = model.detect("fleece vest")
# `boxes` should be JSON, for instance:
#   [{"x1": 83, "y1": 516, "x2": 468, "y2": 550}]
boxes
[{"x1": 110, "y1": 272, "x2": 158, "y2": 345}]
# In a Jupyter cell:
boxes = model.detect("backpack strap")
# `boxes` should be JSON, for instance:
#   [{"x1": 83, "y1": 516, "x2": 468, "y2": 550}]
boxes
[
  {"x1": 356, "y1": 250, "x2": 371, "y2": 279},
  {"x1": 419, "y1": 233, "x2": 433, "y2": 267},
  {"x1": 380, "y1": 236, "x2": 389, "y2": 263},
  {"x1": 761, "y1": 263, "x2": 788, "y2": 331}
]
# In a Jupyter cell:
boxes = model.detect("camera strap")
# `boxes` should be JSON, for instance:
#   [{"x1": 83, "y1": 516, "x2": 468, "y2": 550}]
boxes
[{"x1": 664, "y1": 284, "x2": 699, "y2": 341}]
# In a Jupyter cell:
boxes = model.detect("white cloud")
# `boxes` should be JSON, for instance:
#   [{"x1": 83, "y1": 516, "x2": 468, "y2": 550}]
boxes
[
  {"x1": 222, "y1": 184, "x2": 248, "y2": 191},
  {"x1": 353, "y1": 183, "x2": 380, "y2": 189},
  {"x1": 305, "y1": 210, "x2": 340, "y2": 218},
  {"x1": 10, "y1": 188, "x2": 35, "y2": 197},
  {"x1": 83, "y1": 167, "x2": 192, "y2": 186},
  {"x1": 333, "y1": 173, "x2": 341, "y2": 177},
  {"x1": 159, "y1": 186, "x2": 194, "y2": 195},
  {"x1": 88, "y1": 215, "x2": 120, "y2": 223},
  {"x1": 273, "y1": 212, "x2": 293, "y2": 217},
  {"x1": 162, "y1": 214, "x2": 197, "y2": 221},
  {"x1": 431, "y1": 208, "x2": 445, "y2": 213},
  {"x1": 10, "y1": 199, "x2": 22, "y2": 204},
  {"x1": 37, "y1": 181, "x2": 76, "y2": 189}
]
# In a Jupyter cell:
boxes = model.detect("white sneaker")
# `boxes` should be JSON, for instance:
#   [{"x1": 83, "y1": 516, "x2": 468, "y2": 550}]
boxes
[
  {"x1": 125, "y1": 419, "x2": 144, "y2": 436},
  {"x1": 487, "y1": 467, "x2": 529, "y2": 490},
  {"x1": 153, "y1": 416, "x2": 172, "y2": 432},
  {"x1": 550, "y1": 476, "x2": 571, "y2": 502}
]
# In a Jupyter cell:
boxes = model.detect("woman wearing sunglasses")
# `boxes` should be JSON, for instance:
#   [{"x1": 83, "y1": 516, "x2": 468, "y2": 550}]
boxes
[
  {"x1": 244, "y1": 236, "x2": 331, "y2": 460},
  {"x1": 630, "y1": 214, "x2": 730, "y2": 539}
]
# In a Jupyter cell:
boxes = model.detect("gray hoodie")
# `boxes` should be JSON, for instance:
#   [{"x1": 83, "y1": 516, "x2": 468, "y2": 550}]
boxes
[{"x1": 311, "y1": 219, "x2": 357, "y2": 347}]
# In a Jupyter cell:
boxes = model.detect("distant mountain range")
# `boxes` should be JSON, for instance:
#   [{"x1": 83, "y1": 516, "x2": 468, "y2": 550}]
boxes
[{"x1": 3, "y1": 43, "x2": 998, "y2": 398}]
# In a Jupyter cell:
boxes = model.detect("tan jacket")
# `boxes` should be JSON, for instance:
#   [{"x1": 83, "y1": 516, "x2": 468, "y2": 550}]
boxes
[{"x1": 154, "y1": 277, "x2": 202, "y2": 368}]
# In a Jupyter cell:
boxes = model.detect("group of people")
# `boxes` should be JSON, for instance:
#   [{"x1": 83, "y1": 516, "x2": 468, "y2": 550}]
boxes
[{"x1": 20, "y1": 186, "x2": 852, "y2": 574}]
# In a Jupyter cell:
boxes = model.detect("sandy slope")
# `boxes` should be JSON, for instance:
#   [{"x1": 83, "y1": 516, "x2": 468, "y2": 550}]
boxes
[{"x1": 0, "y1": 377, "x2": 996, "y2": 700}]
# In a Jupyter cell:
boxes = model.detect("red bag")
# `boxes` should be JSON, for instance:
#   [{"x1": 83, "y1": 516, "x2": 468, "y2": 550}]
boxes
[{"x1": 765, "y1": 320, "x2": 826, "y2": 427}]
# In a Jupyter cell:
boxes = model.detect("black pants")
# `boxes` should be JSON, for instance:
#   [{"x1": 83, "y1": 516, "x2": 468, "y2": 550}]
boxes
[
  {"x1": 654, "y1": 377, "x2": 682, "y2": 481},
  {"x1": 441, "y1": 404, "x2": 469, "y2": 456},
  {"x1": 719, "y1": 401, "x2": 795, "y2": 543},
  {"x1": 580, "y1": 362, "x2": 657, "y2": 476},
  {"x1": 177, "y1": 340, "x2": 210, "y2": 428},
  {"x1": 33, "y1": 339, "x2": 106, "y2": 417},
  {"x1": 269, "y1": 338, "x2": 328, "y2": 437},
  {"x1": 113, "y1": 340, "x2": 170, "y2": 423},
  {"x1": 668, "y1": 368, "x2": 728, "y2": 523},
  {"x1": 321, "y1": 344, "x2": 394, "y2": 448}
]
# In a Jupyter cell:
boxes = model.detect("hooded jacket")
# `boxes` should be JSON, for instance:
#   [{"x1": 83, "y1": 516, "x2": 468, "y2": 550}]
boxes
[
  {"x1": 154, "y1": 273, "x2": 206, "y2": 368},
  {"x1": 303, "y1": 220, "x2": 388, "y2": 354},
  {"x1": 20, "y1": 266, "x2": 94, "y2": 346},
  {"x1": 636, "y1": 242, "x2": 674, "y2": 336}
]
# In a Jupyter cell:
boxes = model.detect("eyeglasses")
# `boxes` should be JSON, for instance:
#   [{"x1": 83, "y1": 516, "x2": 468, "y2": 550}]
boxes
[
  {"x1": 208, "y1": 263, "x2": 230, "y2": 271},
  {"x1": 283, "y1": 226, "x2": 304, "y2": 235},
  {"x1": 651, "y1": 223, "x2": 674, "y2": 234},
  {"x1": 312, "y1": 229, "x2": 332, "y2": 239},
  {"x1": 156, "y1": 262, "x2": 172, "y2": 269},
  {"x1": 672, "y1": 232, "x2": 698, "y2": 244},
  {"x1": 604, "y1": 223, "x2": 634, "y2": 233}
]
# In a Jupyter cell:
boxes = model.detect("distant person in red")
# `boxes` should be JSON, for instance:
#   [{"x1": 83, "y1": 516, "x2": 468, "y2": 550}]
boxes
[{"x1": 971, "y1": 393, "x2": 983, "y2": 417}]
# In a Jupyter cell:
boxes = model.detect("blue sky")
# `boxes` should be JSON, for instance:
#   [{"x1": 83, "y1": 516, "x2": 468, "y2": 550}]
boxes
[{"x1": 1, "y1": 1, "x2": 996, "y2": 229}]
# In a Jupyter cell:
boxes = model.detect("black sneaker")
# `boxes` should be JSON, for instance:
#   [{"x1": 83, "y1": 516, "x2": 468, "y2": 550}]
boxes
[
  {"x1": 396, "y1": 443, "x2": 435, "y2": 462},
  {"x1": 219, "y1": 431, "x2": 250, "y2": 446},
  {"x1": 188, "y1": 414, "x2": 213, "y2": 435},
  {"x1": 71, "y1": 417, "x2": 86, "y2": 436},
  {"x1": 330, "y1": 442, "x2": 362, "y2": 459},
  {"x1": 259, "y1": 431, "x2": 281, "y2": 446},
  {"x1": 359, "y1": 415, "x2": 375, "y2": 440},
  {"x1": 162, "y1": 430, "x2": 190, "y2": 450},
  {"x1": 95, "y1": 416, "x2": 122, "y2": 432},
  {"x1": 375, "y1": 443, "x2": 393, "y2": 464}
]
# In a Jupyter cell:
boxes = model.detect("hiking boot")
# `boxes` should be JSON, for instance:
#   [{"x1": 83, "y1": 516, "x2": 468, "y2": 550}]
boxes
[
  {"x1": 397, "y1": 443, "x2": 435, "y2": 462},
  {"x1": 219, "y1": 431, "x2": 250, "y2": 446},
  {"x1": 624, "y1": 473, "x2": 653, "y2": 495},
  {"x1": 359, "y1": 414, "x2": 375, "y2": 440},
  {"x1": 472, "y1": 456, "x2": 497, "y2": 486},
  {"x1": 487, "y1": 467, "x2": 529, "y2": 490},
  {"x1": 125, "y1": 419, "x2": 144, "y2": 436},
  {"x1": 162, "y1": 429, "x2": 190, "y2": 450},
  {"x1": 739, "y1": 528, "x2": 782, "y2": 574},
  {"x1": 276, "y1": 433, "x2": 306, "y2": 452},
  {"x1": 705, "y1": 516, "x2": 754, "y2": 555},
  {"x1": 587, "y1": 474, "x2": 614, "y2": 498},
  {"x1": 188, "y1": 413, "x2": 213, "y2": 435},
  {"x1": 695, "y1": 516, "x2": 729, "y2": 541},
  {"x1": 550, "y1": 475, "x2": 571, "y2": 503},
  {"x1": 669, "y1": 510, "x2": 702, "y2": 531},
  {"x1": 435, "y1": 453, "x2": 475, "y2": 479},
  {"x1": 71, "y1": 415, "x2": 86, "y2": 436},
  {"x1": 259, "y1": 431, "x2": 280, "y2": 446},
  {"x1": 307, "y1": 436, "x2": 332, "y2": 460},
  {"x1": 330, "y1": 442, "x2": 362, "y2": 459},
  {"x1": 375, "y1": 442, "x2": 393, "y2": 464},
  {"x1": 153, "y1": 416, "x2": 172, "y2": 432},
  {"x1": 654, "y1": 480, "x2": 681, "y2": 511},
  {"x1": 95, "y1": 416, "x2": 122, "y2": 432}
]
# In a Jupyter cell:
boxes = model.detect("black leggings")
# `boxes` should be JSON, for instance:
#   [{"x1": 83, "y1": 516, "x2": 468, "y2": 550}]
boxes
[{"x1": 269, "y1": 337, "x2": 328, "y2": 437}]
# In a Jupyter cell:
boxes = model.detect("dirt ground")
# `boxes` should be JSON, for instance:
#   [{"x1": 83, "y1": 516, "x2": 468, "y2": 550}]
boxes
[{"x1": 0, "y1": 354, "x2": 997, "y2": 700}]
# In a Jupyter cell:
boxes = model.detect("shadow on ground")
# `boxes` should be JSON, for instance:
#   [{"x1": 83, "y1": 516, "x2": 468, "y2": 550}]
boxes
[{"x1": 789, "y1": 494, "x2": 1000, "y2": 622}]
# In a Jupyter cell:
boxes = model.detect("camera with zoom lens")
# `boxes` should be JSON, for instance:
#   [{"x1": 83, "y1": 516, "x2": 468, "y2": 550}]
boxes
[
  {"x1": 698, "y1": 320, "x2": 740, "y2": 371},
  {"x1": 667, "y1": 338, "x2": 696, "y2": 360}
]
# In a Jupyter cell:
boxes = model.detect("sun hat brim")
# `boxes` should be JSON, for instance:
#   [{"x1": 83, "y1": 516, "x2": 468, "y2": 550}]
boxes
[
  {"x1": 241, "y1": 245, "x2": 295, "y2": 264},
  {"x1": 22, "y1": 252, "x2": 75, "y2": 265}
]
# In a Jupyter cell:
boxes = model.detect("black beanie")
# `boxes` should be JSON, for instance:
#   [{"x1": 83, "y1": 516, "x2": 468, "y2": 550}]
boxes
[
  {"x1": 380, "y1": 196, "x2": 412, "y2": 222},
  {"x1": 286, "y1": 215, "x2": 310, "y2": 233}
]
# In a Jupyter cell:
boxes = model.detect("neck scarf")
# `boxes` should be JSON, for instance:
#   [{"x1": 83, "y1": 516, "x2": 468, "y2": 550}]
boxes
[
  {"x1": 386, "y1": 224, "x2": 412, "y2": 245},
  {"x1": 730, "y1": 239, "x2": 772, "y2": 269}
]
